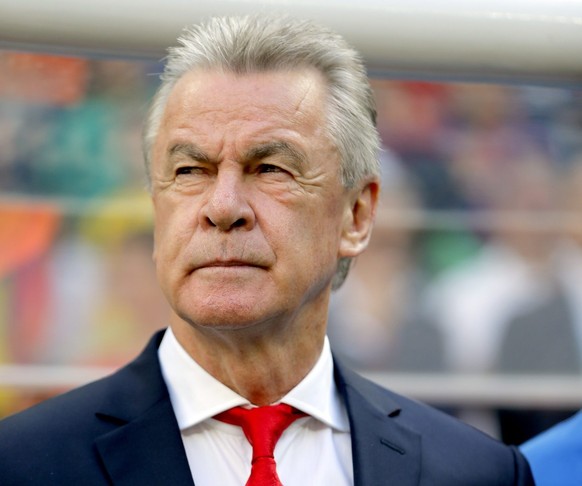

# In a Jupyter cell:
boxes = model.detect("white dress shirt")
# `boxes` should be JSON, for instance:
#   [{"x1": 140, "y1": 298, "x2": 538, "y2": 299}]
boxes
[{"x1": 158, "y1": 328, "x2": 353, "y2": 486}]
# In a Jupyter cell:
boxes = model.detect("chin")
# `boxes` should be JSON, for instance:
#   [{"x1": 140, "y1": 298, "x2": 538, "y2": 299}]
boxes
[{"x1": 175, "y1": 300, "x2": 277, "y2": 331}]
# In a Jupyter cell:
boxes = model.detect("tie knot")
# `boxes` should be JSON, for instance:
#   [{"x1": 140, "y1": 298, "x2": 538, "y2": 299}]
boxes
[{"x1": 215, "y1": 404, "x2": 306, "y2": 459}]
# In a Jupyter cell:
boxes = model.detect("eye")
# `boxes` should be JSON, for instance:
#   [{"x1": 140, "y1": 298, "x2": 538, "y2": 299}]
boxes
[
  {"x1": 257, "y1": 164, "x2": 285, "y2": 174},
  {"x1": 175, "y1": 166, "x2": 204, "y2": 176}
]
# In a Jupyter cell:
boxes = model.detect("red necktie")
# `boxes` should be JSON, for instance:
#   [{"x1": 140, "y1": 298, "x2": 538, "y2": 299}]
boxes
[{"x1": 214, "y1": 404, "x2": 307, "y2": 486}]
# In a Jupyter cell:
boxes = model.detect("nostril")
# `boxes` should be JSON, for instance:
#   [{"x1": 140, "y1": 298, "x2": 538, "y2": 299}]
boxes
[
  {"x1": 204, "y1": 215, "x2": 248, "y2": 230},
  {"x1": 206, "y1": 216, "x2": 217, "y2": 228}
]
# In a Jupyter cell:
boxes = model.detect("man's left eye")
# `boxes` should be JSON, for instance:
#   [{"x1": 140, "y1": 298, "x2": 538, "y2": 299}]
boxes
[{"x1": 257, "y1": 164, "x2": 283, "y2": 174}]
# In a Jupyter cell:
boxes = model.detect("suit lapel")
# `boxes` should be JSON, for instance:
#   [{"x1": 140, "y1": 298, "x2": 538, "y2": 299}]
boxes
[
  {"x1": 335, "y1": 360, "x2": 421, "y2": 486},
  {"x1": 95, "y1": 399, "x2": 193, "y2": 485},
  {"x1": 93, "y1": 331, "x2": 194, "y2": 485}
]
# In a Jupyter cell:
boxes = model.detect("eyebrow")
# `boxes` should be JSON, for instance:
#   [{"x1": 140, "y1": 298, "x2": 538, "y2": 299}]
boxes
[
  {"x1": 168, "y1": 143, "x2": 210, "y2": 162},
  {"x1": 167, "y1": 140, "x2": 306, "y2": 168},
  {"x1": 243, "y1": 141, "x2": 307, "y2": 170}
]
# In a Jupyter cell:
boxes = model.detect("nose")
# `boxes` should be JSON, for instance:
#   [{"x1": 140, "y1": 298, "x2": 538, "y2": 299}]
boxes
[{"x1": 200, "y1": 168, "x2": 255, "y2": 231}]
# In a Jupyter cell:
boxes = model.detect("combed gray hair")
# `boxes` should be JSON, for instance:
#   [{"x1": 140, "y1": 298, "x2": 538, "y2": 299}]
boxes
[{"x1": 143, "y1": 14, "x2": 381, "y2": 289}]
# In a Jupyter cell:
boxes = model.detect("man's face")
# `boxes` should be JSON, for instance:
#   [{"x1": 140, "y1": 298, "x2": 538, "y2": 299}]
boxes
[{"x1": 151, "y1": 69, "x2": 371, "y2": 331}]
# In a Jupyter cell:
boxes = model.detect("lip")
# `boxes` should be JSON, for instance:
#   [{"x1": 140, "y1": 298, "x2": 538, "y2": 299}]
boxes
[
  {"x1": 194, "y1": 260, "x2": 265, "y2": 270},
  {"x1": 204, "y1": 261, "x2": 253, "y2": 267}
]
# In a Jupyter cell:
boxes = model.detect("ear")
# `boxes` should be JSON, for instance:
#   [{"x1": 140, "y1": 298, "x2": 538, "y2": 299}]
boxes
[
  {"x1": 151, "y1": 195, "x2": 158, "y2": 265},
  {"x1": 339, "y1": 179, "x2": 380, "y2": 258}
]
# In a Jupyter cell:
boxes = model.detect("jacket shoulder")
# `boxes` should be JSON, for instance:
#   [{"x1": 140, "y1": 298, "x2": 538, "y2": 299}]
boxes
[
  {"x1": 334, "y1": 361, "x2": 534, "y2": 485},
  {"x1": 0, "y1": 331, "x2": 167, "y2": 485}
]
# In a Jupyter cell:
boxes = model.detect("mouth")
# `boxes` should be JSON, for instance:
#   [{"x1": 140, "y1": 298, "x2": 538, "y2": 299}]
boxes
[
  {"x1": 204, "y1": 261, "x2": 254, "y2": 267},
  {"x1": 193, "y1": 260, "x2": 266, "y2": 271}
]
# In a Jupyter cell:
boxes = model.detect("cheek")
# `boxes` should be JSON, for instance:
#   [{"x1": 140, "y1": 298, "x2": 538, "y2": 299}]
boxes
[
  {"x1": 278, "y1": 199, "x2": 344, "y2": 260},
  {"x1": 153, "y1": 198, "x2": 193, "y2": 263}
]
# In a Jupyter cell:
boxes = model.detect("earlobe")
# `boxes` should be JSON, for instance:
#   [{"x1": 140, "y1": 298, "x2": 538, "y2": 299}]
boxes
[{"x1": 339, "y1": 179, "x2": 380, "y2": 258}]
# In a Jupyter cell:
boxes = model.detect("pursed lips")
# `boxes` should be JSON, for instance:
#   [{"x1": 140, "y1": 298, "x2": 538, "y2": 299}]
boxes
[
  {"x1": 192, "y1": 259, "x2": 267, "y2": 271},
  {"x1": 204, "y1": 260, "x2": 253, "y2": 267}
]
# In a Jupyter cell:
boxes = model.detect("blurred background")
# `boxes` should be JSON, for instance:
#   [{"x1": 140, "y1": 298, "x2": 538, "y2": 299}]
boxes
[{"x1": 1, "y1": 5, "x2": 581, "y2": 446}]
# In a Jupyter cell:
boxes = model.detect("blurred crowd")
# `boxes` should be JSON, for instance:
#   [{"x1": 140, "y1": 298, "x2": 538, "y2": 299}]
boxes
[
  {"x1": 330, "y1": 80, "x2": 582, "y2": 443},
  {"x1": 1, "y1": 51, "x2": 582, "y2": 441}
]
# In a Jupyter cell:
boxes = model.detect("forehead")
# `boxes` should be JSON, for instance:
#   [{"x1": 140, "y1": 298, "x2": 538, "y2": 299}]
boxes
[{"x1": 160, "y1": 68, "x2": 329, "y2": 131}]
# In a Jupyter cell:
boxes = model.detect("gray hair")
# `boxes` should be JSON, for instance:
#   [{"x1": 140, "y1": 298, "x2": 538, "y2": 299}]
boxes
[{"x1": 143, "y1": 15, "x2": 380, "y2": 288}]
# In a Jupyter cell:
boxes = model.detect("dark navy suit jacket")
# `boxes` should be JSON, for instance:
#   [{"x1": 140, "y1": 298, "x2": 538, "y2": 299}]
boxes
[{"x1": 0, "y1": 330, "x2": 534, "y2": 485}]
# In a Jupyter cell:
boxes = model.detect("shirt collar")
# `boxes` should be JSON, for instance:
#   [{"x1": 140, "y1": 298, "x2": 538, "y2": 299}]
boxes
[{"x1": 158, "y1": 327, "x2": 349, "y2": 433}]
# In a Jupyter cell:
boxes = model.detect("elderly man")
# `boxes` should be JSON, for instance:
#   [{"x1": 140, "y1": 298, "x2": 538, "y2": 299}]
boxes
[{"x1": 0, "y1": 15, "x2": 533, "y2": 485}]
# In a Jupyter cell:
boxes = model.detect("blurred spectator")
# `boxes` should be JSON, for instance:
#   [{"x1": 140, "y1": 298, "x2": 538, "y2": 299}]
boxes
[
  {"x1": 496, "y1": 153, "x2": 582, "y2": 443},
  {"x1": 373, "y1": 79, "x2": 463, "y2": 211},
  {"x1": 0, "y1": 203, "x2": 61, "y2": 362},
  {"x1": 328, "y1": 150, "x2": 444, "y2": 371},
  {"x1": 44, "y1": 192, "x2": 167, "y2": 366},
  {"x1": 0, "y1": 53, "x2": 153, "y2": 198},
  {"x1": 0, "y1": 53, "x2": 89, "y2": 105},
  {"x1": 418, "y1": 146, "x2": 582, "y2": 441},
  {"x1": 421, "y1": 149, "x2": 559, "y2": 372}
]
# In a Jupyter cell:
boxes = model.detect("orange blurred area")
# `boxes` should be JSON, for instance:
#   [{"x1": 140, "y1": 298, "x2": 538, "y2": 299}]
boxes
[
  {"x1": 0, "y1": 204, "x2": 61, "y2": 277},
  {"x1": 0, "y1": 52, "x2": 89, "y2": 105}
]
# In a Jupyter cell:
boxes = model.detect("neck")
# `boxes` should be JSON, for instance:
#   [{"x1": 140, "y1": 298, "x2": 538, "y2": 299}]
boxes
[{"x1": 170, "y1": 312, "x2": 327, "y2": 406}]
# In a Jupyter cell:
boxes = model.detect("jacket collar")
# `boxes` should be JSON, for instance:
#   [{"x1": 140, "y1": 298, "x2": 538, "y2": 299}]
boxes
[
  {"x1": 334, "y1": 359, "x2": 422, "y2": 486},
  {"x1": 93, "y1": 330, "x2": 194, "y2": 485}
]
